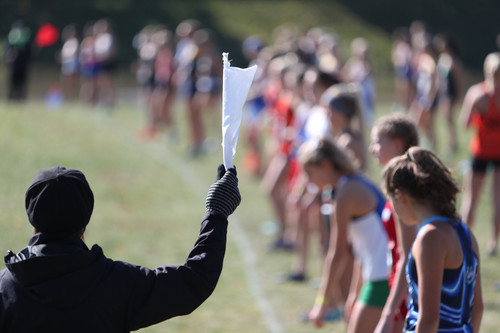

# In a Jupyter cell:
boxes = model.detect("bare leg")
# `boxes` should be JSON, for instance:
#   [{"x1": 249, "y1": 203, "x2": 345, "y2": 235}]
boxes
[
  {"x1": 410, "y1": 102, "x2": 436, "y2": 150},
  {"x1": 97, "y1": 72, "x2": 116, "y2": 107},
  {"x1": 287, "y1": 193, "x2": 309, "y2": 278},
  {"x1": 441, "y1": 98, "x2": 457, "y2": 152},
  {"x1": 461, "y1": 170, "x2": 486, "y2": 229},
  {"x1": 187, "y1": 97, "x2": 204, "y2": 154},
  {"x1": 420, "y1": 109, "x2": 436, "y2": 150},
  {"x1": 261, "y1": 155, "x2": 289, "y2": 248},
  {"x1": 159, "y1": 89, "x2": 174, "y2": 128},
  {"x1": 490, "y1": 169, "x2": 500, "y2": 254},
  {"x1": 348, "y1": 302, "x2": 383, "y2": 333}
]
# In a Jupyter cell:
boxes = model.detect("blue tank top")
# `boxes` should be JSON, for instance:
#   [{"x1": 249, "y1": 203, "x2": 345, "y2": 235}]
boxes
[{"x1": 405, "y1": 216, "x2": 478, "y2": 333}]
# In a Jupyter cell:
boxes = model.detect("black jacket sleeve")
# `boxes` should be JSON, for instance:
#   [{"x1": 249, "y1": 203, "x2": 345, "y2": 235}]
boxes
[{"x1": 123, "y1": 212, "x2": 228, "y2": 331}]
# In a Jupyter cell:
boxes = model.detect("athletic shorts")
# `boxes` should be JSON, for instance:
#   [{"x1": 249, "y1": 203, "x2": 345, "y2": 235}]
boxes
[
  {"x1": 471, "y1": 156, "x2": 500, "y2": 173},
  {"x1": 358, "y1": 280, "x2": 390, "y2": 308}
]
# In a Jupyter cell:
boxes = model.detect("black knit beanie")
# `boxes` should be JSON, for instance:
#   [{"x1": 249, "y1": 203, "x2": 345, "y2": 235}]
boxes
[{"x1": 25, "y1": 166, "x2": 94, "y2": 233}]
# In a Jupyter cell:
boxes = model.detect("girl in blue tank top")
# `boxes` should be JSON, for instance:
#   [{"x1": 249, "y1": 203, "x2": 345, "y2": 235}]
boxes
[
  {"x1": 406, "y1": 217, "x2": 478, "y2": 332},
  {"x1": 382, "y1": 147, "x2": 483, "y2": 333}
]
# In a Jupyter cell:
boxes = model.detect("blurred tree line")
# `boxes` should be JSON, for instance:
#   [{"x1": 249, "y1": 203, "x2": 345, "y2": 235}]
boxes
[
  {"x1": 0, "y1": 0, "x2": 245, "y2": 67},
  {"x1": 0, "y1": 0, "x2": 498, "y2": 71},
  {"x1": 335, "y1": 0, "x2": 500, "y2": 69}
]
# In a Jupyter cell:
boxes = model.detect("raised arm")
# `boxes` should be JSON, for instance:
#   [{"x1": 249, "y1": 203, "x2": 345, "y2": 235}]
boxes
[{"x1": 126, "y1": 165, "x2": 241, "y2": 330}]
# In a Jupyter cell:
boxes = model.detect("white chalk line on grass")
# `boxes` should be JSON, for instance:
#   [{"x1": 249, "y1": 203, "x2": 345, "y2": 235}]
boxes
[
  {"x1": 144, "y1": 145, "x2": 283, "y2": 333},
  {"x1": 229, "y1": 216, "x2": 283, "y2": 333}
]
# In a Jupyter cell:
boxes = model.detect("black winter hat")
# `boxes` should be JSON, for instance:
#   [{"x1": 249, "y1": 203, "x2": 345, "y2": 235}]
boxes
[{"x1": 25, "y1": 166, "x2": 94, "y2": 233}]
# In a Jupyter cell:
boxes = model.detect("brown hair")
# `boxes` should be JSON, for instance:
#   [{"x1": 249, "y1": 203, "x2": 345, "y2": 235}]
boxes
[
  {"x1": 382, "y1": 147, "x2": 459, "y2": 219},
  {"x1": 373, "y1": 113, "x2": 419, "y2": 152},
  {"x1": 299, "y1": 136, "x2": 357, "y2": 175},
  {"x1": 323, "y1": 83, "x2": 365, "y2": 138}
]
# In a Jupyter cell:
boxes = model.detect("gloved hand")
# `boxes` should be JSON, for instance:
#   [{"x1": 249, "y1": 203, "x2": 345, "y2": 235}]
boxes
[{"x1": 205, "y1": 164, "x2": 241, "y2": 218}]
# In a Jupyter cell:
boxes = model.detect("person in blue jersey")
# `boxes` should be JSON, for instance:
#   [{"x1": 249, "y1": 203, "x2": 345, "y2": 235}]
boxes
[
  {"x1": 302, "y1": 137, "x2": 390, "y2": 333},
  {"x1": 382, "y1": 147, "x2": 483, "y2": 333}
]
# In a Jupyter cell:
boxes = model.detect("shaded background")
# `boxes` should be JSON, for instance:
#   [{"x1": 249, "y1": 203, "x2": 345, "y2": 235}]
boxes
[{"x1": 1, "y1": 0, "x2": 499, "y2": 70}]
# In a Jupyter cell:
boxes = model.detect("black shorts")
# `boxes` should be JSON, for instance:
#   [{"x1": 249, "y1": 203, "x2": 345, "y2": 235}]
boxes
[{"x1": 471, "y1": 156, "x2": 500, "y2": 173}]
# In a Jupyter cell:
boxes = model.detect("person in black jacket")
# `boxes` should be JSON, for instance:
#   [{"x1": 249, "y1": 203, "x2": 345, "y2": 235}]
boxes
[{"x1": 0, "y1": 165, "x2": 241, "y2": 332}]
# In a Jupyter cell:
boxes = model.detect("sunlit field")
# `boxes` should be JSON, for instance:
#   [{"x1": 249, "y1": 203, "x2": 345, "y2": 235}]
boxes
[{"x1": 1, "y1": 68, "x2": 499, "y2": 333}]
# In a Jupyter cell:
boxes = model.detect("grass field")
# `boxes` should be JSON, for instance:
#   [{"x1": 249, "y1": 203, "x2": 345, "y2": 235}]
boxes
[{"x1": 1, "y1": 82, "x2": 499, "y2": 333}]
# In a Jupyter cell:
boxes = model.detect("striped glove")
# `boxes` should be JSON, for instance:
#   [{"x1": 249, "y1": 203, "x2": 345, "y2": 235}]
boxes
[{"x1": 205, "y1": 164, "x2": 241, "y2": 218}]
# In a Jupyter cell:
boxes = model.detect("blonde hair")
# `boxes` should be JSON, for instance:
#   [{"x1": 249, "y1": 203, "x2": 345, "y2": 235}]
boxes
[
  {"x1": 299, "y1": 136, "x2": 357, "y2": 175},
  {"x1": 351, "y1": 37, "x2": 370, "y2": 57},
  {"x1": 484, "y1": 52, "x2": 500, "y2": 80},
  {"x1": 382, "y1": 147, "x2": 459, "y2": 219}
]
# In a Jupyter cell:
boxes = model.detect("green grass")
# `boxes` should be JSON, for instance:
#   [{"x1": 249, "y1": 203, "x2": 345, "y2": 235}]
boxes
[
  {"x1": 0, "y1": 1, "x2": 494, "y2": 330},
  {"x1": 0, "y1": 97, "x2": 497, "y2": 333},
  {"x1": 1, "y1": 89, "x2": 499, "y2": 333}
]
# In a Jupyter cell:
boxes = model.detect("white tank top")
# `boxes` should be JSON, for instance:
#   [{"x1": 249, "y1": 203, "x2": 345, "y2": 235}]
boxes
[{"x1": 349, "y1": 211, "x2": 389, "y2": 282}]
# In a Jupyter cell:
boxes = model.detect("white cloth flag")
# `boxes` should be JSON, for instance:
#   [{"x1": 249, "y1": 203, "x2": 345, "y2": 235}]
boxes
[{"x1": 221, "y1": 52, "x2": 257, "y2": 169}]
